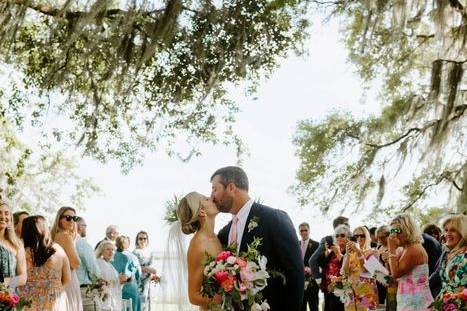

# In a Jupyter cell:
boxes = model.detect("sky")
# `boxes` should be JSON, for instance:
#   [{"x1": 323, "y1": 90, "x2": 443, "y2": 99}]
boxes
[{"x1": 77, "y1": 17, "x2": 381, "y2": 250}]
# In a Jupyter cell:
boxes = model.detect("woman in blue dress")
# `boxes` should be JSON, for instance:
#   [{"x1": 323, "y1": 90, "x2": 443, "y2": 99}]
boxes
[{"x1": 112, "y1": 235, "x2": 141, "y2": 311}]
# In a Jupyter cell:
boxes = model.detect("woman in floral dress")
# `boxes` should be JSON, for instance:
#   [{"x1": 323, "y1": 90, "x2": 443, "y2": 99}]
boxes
[
  {"x1": 341, "y1": 226, "x2": 379, "y2": 311},
  {"x1": 323, "y1": 224, "x2": 350, "y2": 311},
  {"x1": 433, "y1": 214, "x2": 466, "y2": 307},
  {"x1": 18, "y1": 215, "x2": 70, "y2": 310},
  {"x1": 388, "y1": 214, "x2": 433, "y2": 310}
]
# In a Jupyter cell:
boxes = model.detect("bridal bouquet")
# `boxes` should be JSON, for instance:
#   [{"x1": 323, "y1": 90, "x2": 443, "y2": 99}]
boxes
[
  {"x1": 201, "y1": 237, "x2": 271, "y2": 311},
  {"x1": 328, "y1": 276, "x2": 353, "y2": 305},
  {"x1": 0, "y1": 284, "x2": 31, "y2": 311},
  {"x1": 430, "y1": 288, "x2": 467, "y2": 311},
  {"x1": 85, "y1": 277, "x2": 110, "y2": 302}
]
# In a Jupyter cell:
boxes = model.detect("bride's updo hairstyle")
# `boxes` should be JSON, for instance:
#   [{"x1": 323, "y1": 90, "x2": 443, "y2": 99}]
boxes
[{"x1": 177, "y1": 192, "x2": 203, "y2": 234}]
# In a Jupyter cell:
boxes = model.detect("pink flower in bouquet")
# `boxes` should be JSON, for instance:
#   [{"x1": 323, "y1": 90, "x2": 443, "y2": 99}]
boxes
[
  {"x1": 238, "y1": 282, "x2": 248, "y2": 293},
  {"x1": 10, "y1": 294, "x2": 20, "y2": 306},
  {"x1": 443, "y1": 293, "x2": 452, "y2": 303},
  {"x1": 443, "y1": 302, "x2": 457, "y2": 311},
  {"x1": 227, "y1": 256, "x2": 237, "y2": 265},
  {"x1": 462, "y1": 288, "x2": 467, "y2": 301},
  {"x1": 236, "y1": 257, "x2": 247, "y2": 268},
  {"x1": 240, "y1": 267, "x2": 256, "y2": 282},
  {"x1": 220, "y1": 275, "x2": 236, "y2": 292},
  {"x1": 214, "y1": 271, "x2": 229, "y2": 284},
  {"x1": 216, "y1": 251, "x2": 232, "y2": 262}
]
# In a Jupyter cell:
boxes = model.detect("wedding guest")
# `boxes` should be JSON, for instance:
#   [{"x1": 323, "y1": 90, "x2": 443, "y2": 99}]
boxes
[
  {"x1": 112, "y1": 235, "x2": 141, "y2": 311},
  {"x1": 18, "y1": 215, "x2": 70, "y2": 310},
  {"x1": 298, "y1": 222, "x2": 319, "y2": 311},
  {"x1": 423, "y1": 224, "x2": 442, "y2": 243},
  {"x1": 341, "y1": 226, "x2": 378, "y2": 310},
  {"x1": 369, "y1": 226, "x2": 378, "y2": 248},
  {"x1": 388, "y1": 214, "x2": 433, "y2": 310},
  {"x1": 309, "y1": 216, "x2": 349, "y2": 287},
  {"x1": 51, "y1": 206, "x2": 83, "y2": 311},
  {"x1": 422, "y1": 231, "x2": 442, "y2": 276},
  {"x1": 96, "y1": 240, "x2": 125, "y2": 311},
  {"x1": 0, "y1": 200, "x2": 27, "y2": 288},
  {"x1": 431, "y1": 214, "x2": 466, "y2": 303},
  {"x1": 95, "y1": 225, "x2": 120, "y2": 250},
  {"x1": 323, "y1": 224, "x2": 350, "y2": 311},
  {"x1": 133, "y1": 231, "x2": 157, "y2": 311},
  {"x1": 13, "y1": 210, "x2": 29, "y2": 238},
  {"x1": 375, "y1": 225, "x2": 390, "y2": 308},
  {"x1": 75, "y1": 216, "x2": 101, "y2": 311}
]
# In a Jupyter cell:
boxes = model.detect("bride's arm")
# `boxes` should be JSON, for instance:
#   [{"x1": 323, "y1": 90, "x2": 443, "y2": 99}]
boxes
[{"x1": 187, "y1": 241, "x2": 218, "y2": 308}]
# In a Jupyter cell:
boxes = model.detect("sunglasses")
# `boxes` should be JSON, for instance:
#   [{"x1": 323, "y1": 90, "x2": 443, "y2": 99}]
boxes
[
  {"x1": 335, "y1": 233, "x2": 347, "y2": 238},
  {"x1": 138, "y1": 237, "x2": 147, "y2": 240},
  {"x1": 300, "y1": 229, "x2": 308, "y2": 232},
  {"x1": 354, "y1": 234, "x2": 366, "y2": 239},
  {"x1": 61, "y1": 215, "x2": 79, "y2": 222},
  {"x1": 390, "y1": 227, "x2": 402, "y2": 234}
]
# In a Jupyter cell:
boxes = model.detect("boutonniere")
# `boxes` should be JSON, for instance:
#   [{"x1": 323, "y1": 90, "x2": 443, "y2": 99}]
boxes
[{"x1": 248, "y1": 216, "x2": 260, "y2": 232}]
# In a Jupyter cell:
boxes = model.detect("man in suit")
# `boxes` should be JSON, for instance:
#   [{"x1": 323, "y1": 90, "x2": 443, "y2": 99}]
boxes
[
  {"x1": 212, "y1": 166, "x2": 304, "y2": 311},
  {"x1": 298, "y1": 222, "x2": 319, "y2": 311},
  {"x1": 308, "y1": 216, "x2": 349, "y2": 289}
]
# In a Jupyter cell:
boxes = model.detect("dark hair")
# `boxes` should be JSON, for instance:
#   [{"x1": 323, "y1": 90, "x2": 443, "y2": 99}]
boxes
[
  {"x1": 423, "y1": 224, "x2": 442, "y2": 237},
  {"x1": 369, "y1": 227, "x2": 377, "y2": 235},
  {"x1": 22, "y1": 216, "x2": 56, "y2": 267},
  {"x1": 299, "y1": 222, "x2": 310, "y2": 229},
  {"x1": 332, "y1": 216, "x2": 349, "y2": 229},
  {"x1": 210, "y1": 166, "x2": 249, "y2": 191},
  {"x1": 13, "y1": 211, "x2": 29, "y2": 225},
  {"x1": 135, "y1": 231, "x2": 149, "y2": 247}
]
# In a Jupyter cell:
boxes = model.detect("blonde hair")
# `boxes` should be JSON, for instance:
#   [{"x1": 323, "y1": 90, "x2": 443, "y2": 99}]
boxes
[
  {"x1": 391, "y1": 213, "x2": 423, "y2": 244},
  {"x1": 353, "y1": 226, "x2": 371, "y2": 251},
  {"x1": 442, "y1": 214, "x2": 467, "y2": 250},
  {"x1": 115, "y1": 235, "x2": 130, "y2": 252},
  {"x1": 0, "y1": 200, "x2": 20, "y2": 250},
  {"x1": 177, "y1": 192, "x2": 203, "y2": 235},
  {"x1": 50, "y1": 206, "x2": 76, "y2": 241},
  {"x1": 96, "y1": 240, "x2": 115, "y2": 258}
]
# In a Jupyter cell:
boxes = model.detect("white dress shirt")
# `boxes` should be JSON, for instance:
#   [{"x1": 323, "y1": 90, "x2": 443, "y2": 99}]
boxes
[{"x1": 229, "y1": 198, "x2": 254, "y2": 252}]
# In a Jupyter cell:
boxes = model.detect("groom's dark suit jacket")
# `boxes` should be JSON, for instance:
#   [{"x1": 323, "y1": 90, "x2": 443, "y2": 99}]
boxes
[{"x1": 218, "y1": 202, "x2": 304, "y2": 311}]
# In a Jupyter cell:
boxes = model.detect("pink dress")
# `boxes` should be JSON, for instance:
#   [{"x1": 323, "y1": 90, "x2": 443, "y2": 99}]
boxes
[
  {"x1": 18, "y1": 250, "x2": 67, "y2": 311},
  {"x1": 396, "y1": 263, "x2": 433, "y2": 310}
]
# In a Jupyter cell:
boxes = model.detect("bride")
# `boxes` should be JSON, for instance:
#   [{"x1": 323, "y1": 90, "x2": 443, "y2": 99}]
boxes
[{"x1": 159, "y1": 192, "x2": 222, "y2": 311}]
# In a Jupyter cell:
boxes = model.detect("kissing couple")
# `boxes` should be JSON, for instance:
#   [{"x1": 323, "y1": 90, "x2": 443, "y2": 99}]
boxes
[{"x1": 161, "y1": 166, "x2": 304, "y2": 311}]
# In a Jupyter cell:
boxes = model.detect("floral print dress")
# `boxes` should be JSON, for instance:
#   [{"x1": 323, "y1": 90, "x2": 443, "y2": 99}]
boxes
[
  {"x1": 437, "y1": 250, "x2": 467, "y2": 298},
  {"x1": 344, "y1": 252, "x2": 378, "y2": 311},
  {"x1": 396, "y1": 263, "x2": 433, "y2": 310}
]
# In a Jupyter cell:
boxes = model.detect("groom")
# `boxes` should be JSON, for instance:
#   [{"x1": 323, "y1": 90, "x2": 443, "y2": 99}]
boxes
[{"x1": 212, "y1": 166, "x2": 304, "y2": 311}]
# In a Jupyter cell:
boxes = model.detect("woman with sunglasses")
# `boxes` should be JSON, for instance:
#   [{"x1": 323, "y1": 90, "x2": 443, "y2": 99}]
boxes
[
  {"x1": 387, "y1": 214, "x2": 433, "y2": 310},
  {"x1": 51, "y1": 206, "x2": 83, "y2": 311},
  {"x1": 133, "y1": 231, "x2": 157, "y2": 311},
  {"x1": 0, "y1": 199, "x2": 27, "y2": 289},
  {"x1": 341, "y1": 226, "x2": 379, "y2": 310},
  {"x1": 322, "y1": 224, "x2": 351, "y2": 311}
]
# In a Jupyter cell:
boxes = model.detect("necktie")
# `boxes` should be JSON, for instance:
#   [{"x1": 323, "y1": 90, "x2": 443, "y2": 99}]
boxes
[
  {"x1": 301, "y1": 240, "x2": 307, "y2": 258},
  {"x1": 229, "y1": 216, "x2": 239, "y2": 245}
]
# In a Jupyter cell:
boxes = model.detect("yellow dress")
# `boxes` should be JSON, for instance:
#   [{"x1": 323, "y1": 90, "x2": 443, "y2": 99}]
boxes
[{"x1": 344, "y1": 252, "x2": 378, "y2": 311}]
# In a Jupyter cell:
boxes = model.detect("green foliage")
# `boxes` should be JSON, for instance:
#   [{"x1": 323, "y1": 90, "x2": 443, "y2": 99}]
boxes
[
  {"x1": 0, "y1": 0, "x2": 310, "y2": 170},
  {"x1": 163, "y1": 194, "x2": 180, "y2": 225},
  {"x1": 0, "y1": 117, "x2": 99, "y2": 216},
  {"x1": 292, "y1": 0, "x2": 466, "y2": 218}
]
